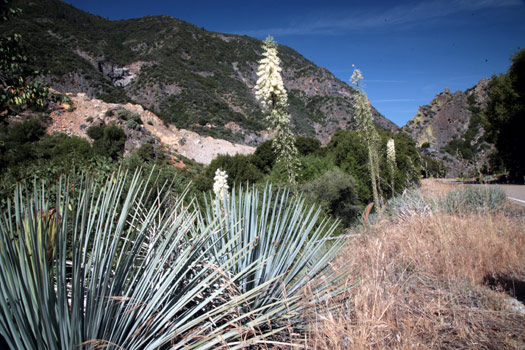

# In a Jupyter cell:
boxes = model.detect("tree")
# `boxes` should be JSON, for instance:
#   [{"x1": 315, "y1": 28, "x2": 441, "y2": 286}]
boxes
[
  {"x1": 325, "y1": 130, "x2": 371, "y2": 202},
  {"x1": 194, "y1": 154, "x2": 263, "y2": 192},
  {"x1": 252, "y1": 140, "x2": 276, "y2": 173},
  {"x1": 484, "y1": 49, "x2": 525, "y2": 182},
  {"x1": 0, "y1": 0, "x2": 49, "y2": 120},
  {"x1": 295, "y1": 136, "x2": 321, "y2": 156},
  {"x1": 254, "y1": 36, "x2": 299, "y2": 192}
]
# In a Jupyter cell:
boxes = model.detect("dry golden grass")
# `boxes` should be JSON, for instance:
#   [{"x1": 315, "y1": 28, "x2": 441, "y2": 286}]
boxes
[{"x1": 301, "y1": 180, "x2": 525, "y2": 350}]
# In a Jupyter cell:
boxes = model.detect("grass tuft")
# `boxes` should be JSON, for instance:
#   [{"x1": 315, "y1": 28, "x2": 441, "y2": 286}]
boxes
[{"x1": 440, "y1": 186, "x2": 507, "y2": 214}]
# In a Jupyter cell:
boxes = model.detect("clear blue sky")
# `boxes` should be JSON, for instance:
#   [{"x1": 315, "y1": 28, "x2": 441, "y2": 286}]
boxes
[{"x1": 63, "y1": 0, "x2": 525, "y2": 127}]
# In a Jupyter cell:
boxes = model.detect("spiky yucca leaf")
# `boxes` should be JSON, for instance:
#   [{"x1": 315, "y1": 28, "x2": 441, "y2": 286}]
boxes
[
  {"x1": 202, "y1": 184, "x2": 349, "y2": 324},
  {"x1": 0, "y1": 171, "x2": 287, "y2": 350}
]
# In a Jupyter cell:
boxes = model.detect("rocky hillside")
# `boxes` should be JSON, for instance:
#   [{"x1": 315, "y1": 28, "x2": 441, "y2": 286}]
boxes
[
  {"x1": 403, "y1": 79, "x2": 492, "y2": 177},
  {"x1": 3, "y1": 0, "x2": 397, "y2": 146},
  {"x1": 49, "y1": 91, "x2": 254, "y2": 164}
]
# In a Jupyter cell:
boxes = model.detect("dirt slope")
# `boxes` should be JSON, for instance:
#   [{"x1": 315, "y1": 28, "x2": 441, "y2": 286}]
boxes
[{"x1": 48, "y1": 92, "x2": 255, "y2": 164}]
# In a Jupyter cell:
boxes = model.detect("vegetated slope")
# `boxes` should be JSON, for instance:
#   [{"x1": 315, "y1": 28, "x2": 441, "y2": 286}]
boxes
[
  {"x1": 4, "y1": 0, "x2": 397, "y2": 145},
  {"x1": 403, "y1": 79, "x2": 492, "y2": 177}
]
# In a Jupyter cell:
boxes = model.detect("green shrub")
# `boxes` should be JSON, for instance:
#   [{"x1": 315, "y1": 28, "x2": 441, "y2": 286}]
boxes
[
  {"x1": 6, "y1": 119, "x2": 45, "y2": 144},
  {"x1": 91, "y1": 124, "x2": 127, "y2": 160},
  {"x1": 421, "y1": 155, "x2": 447, "y2": 178},
  {"x1": 41, "y1": 134, "x2": 92, "y2": 159},
  {"x1": 295, "y1": 136, "x2": 321, "y2": 156},
  {"x1": 300, "y1": 168, "x2": 361, "y2": 227},
  {"x1": 140, "y1": 136, "x2": 157, "y2": 144},
  {"x1": 136, "y1": 143, "x2": 155, "y2": 161},
  {"x1": 297, "y1": 154, "x2": 335, "y2": 183},
  {"x1": 252, "y1": 140, "x2": 276, "y2": 173},
  {"x1": 86, "y1": 125, "x2": 105, "y2": 141},
  {"x1": 116, "y1": 109, "x2": 140, "y2": 121},
  {"x1": 325, "y1": 130, "x2": 372, "y2": 202},
  {"x1": 126, "y1": 119, "x2": 140, "y2": 130},
  {"x1": 0, "y1": 119, "x2": 46, "y2": 167},
  {"x1": 195, "y1": 153, "x2": 263, "y2": 192}
]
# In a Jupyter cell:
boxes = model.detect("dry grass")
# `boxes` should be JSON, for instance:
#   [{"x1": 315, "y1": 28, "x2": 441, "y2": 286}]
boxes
[{"x1": 302, "y1": 180, "x2": 525, "y2": 349}]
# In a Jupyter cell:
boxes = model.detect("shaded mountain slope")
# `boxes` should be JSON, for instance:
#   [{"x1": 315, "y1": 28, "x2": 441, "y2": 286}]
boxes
[{"x1": 4, "y1": 0, "x2": 397, "y2": 145}]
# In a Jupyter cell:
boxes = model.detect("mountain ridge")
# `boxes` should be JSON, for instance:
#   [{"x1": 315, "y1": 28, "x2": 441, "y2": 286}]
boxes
[
  {"x1": 4, "y1": 0, "x2": 397, "y2": 146},
  {"x1": 403, "y1": 78, "x2": 492, "y2": 177}
]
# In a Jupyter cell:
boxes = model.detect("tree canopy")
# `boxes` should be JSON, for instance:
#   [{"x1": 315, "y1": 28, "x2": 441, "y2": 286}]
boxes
[{"x1": 484, "y1": 49, "x2": 525, "y2": 182}]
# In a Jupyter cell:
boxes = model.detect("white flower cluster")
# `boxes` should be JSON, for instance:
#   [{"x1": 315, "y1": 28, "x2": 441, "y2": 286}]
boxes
[
  {"x1": 350, "y1": 64, "x2": 363, "y2": 87},
  {"x1": 213, "y1": 168, "x2": 229, "y2": 200},
  {"x1": 387, "y1": 138, "x2": 396, "y2": 164},
  {"x1": 255, "y1": 37, "x2": 287, "y2": 109},
  {"x1": 350, "y1": 66, "x2": 375, "y2": 135}
]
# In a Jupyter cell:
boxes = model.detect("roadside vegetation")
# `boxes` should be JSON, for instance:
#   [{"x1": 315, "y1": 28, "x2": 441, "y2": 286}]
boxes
[
  {"x1": 1, "y1": 3, "x2": 523, "y2": 348},
  {"x1": 302, "y1": 180, "x2": 525, "y2": 349}
]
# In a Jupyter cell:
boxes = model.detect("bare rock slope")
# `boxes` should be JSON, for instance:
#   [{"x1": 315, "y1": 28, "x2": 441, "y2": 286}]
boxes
[
  {"x1": 48, "y1": 92, "x2": 254, "y2": 165},
  {"x1": 402, "y1": 79, "x2": 492, "y2": 177}
]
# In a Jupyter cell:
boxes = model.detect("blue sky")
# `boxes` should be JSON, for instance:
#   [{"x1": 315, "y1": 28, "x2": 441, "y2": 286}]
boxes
[{"x1": 63, "y1": 0, "x2": 525, "y2": 126}]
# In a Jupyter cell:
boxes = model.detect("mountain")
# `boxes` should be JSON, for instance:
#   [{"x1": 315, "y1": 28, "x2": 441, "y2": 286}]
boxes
[
  {"x1": 3, "y1": 0, "x2": 397, "y2": 146},
  {"x1": 403, "y1": 79, "x2": 492, "y2": 177}
]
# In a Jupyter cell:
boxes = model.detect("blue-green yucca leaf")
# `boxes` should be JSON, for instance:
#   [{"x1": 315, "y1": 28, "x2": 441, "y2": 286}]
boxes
[
  {"x1": 201, "y1": 184, "x2": 349, "y2": 324},
  {"x1": 0, "y1": 170, "x2": 286, "y2": 350}
]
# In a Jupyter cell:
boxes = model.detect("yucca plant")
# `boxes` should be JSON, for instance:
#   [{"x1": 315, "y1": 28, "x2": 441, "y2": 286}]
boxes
[
  {"x1": 439, "y1": 186, "x2": 507, "y2": 214},
  {"x1": 201, "y1": 184, "x2": 349, "y2": 327},
  {"x1": 0, "y1": 171, "x2": 287, "y2": 349}
]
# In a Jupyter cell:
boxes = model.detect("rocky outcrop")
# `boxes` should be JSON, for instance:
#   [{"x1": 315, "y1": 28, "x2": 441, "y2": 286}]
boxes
[
  {"x1": 403, "y1": 79, "x2": 492, "y2": 177},
  {"x1": 74, "y1": 49, "x2": 141, "y2": 87}
]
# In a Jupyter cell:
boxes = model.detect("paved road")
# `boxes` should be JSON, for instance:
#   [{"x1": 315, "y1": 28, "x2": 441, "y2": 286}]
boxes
[{"x1": 440, "y1": 179, "x2": 525, "y2": 205}]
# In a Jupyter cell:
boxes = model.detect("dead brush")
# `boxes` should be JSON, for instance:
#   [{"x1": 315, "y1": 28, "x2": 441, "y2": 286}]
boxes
[{"x1": 301, "y1": 180, "x2": 525, "y2": 349}]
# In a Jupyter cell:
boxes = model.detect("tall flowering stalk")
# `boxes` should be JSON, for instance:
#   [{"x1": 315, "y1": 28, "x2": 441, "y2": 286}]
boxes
[
  {"x1": 213, "y1": 168, "x2": 229, "y2": 202},
  {"x1": 255, "y1": 36, "x2": 299, "y2": 193},
  {"x1": 350, "y1": 65, "x2": 382, "y2": 210},
  {"x1": 387, "y1": 138, "x2": 396, "y2": 195}
]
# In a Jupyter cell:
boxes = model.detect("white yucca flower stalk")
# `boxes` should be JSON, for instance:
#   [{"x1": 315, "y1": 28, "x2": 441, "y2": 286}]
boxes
[
  {"x1": 350, "y1": 65, "x2": 382, "y2": 210},
  {"x1": 350, "y1": 65, "x2": 364, "y2": 87},
  {"x1": 387, "y1": 138, "x2": 396, "y2": 194},
  {"x1": 213, "y1": 168, "x2": 229, "y2": 201},
  {"x1": 255, "y1": 36, "x2": 287, "y2": 109},
  {"x1": 255, "y1": 36, "x2": 299, "y2": 193},
  {"x1": 387, "y1": 138, "x2": 396, "y2": 165}
]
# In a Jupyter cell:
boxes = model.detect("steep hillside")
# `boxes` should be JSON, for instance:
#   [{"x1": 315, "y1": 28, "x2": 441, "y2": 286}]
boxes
[
  {"x1": 3, "y1": 0, "x2": 396, "y2": 146},
  {"x1": 403, "y1": 79, "x2": 492, "y2": 177},
  {"x1": 48, "y1": 91, "x2": 254, "y2": 164}
]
